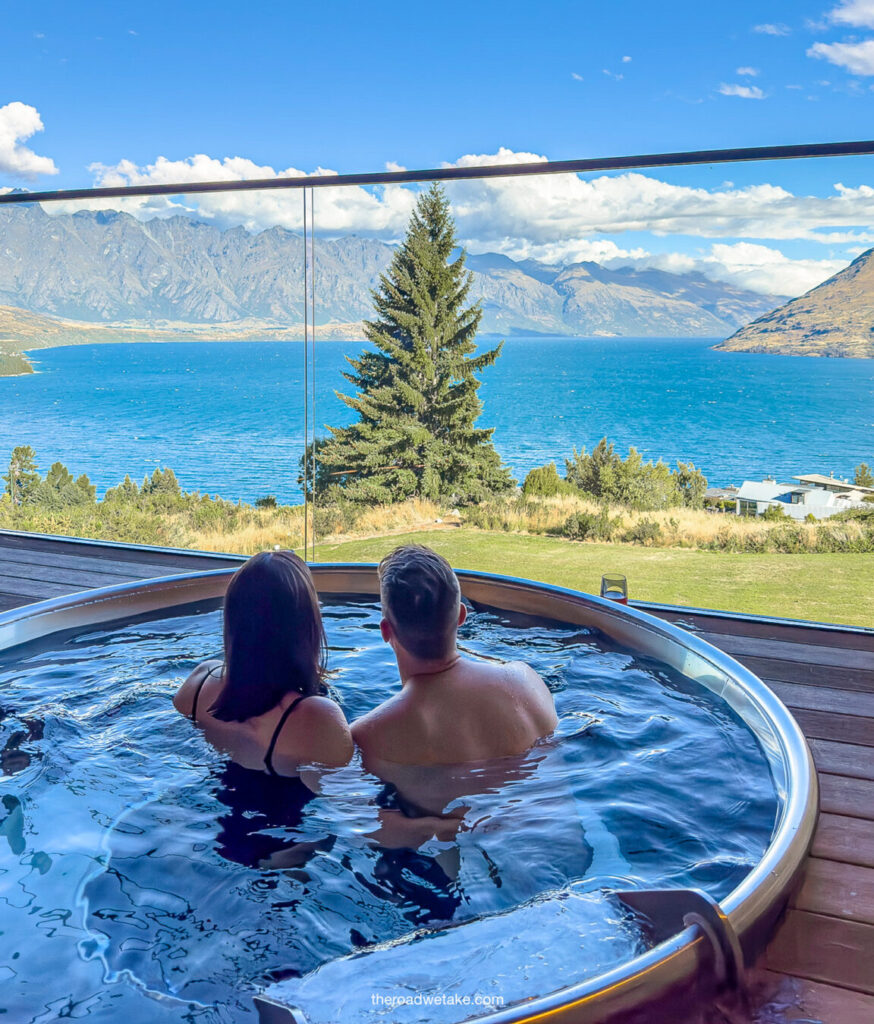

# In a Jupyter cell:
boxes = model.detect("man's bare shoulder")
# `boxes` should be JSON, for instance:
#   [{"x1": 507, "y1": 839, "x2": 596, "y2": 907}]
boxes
[
  {"x1": 352, "y1": 691, "x2": 421, "y2": 765},
  {"x1": 487, "y1": 659, "x2": 557, "y2": 729},
  {"x1": 351, "y1": 691, "x2": 407, "y2": 742},
  {"x1": 465, "y1": 657, "x2": 545, "y2": 690}
]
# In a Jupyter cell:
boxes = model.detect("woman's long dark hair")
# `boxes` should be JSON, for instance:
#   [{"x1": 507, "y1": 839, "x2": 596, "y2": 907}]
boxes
[{"x1": 209, "y1": 550, "x2": 327, "y2": 723}]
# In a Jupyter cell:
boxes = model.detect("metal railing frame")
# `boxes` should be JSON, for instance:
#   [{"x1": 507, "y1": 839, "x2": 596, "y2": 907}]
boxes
[{"x1": 1, "y1": 140, "x2": 873, "y2": 206}]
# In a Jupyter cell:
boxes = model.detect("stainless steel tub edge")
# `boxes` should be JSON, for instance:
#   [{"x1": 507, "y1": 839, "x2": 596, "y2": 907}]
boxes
[{"x1": 0, "y1": 563, "x2": 818, "y2": 1023}]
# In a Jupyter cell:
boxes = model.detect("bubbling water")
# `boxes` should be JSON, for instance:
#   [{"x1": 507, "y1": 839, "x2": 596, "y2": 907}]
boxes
[{"x1": 0, "y1": 599, "x2": 778, "y2": 1023}]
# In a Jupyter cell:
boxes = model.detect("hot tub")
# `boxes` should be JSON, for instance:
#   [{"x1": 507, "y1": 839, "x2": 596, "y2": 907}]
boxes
[{"x1": 0, "y1": 565, "x2": 817, "y2": 1024}]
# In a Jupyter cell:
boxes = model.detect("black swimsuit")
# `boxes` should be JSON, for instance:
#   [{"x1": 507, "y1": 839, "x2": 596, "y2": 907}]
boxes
[
  {"x1": 189, "y1": 666, "x2": 313, "y2": 775},
  {"x1": 189, "y1": 666, "x2": 323, "y2": 868}
]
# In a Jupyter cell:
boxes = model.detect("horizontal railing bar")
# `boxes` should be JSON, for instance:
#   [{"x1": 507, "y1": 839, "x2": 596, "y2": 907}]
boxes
[{"x1": 2, "y1": 140, "x2": 874, "y2": 206}]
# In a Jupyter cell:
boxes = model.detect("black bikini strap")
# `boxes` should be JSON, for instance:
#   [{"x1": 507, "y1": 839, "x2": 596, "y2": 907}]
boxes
[
  {"x1": 264, "y1": 694, "x2": 311, "y2": 776},
  {"x1": 190, "y1": 665, "x2": 221, "y2": 723}
]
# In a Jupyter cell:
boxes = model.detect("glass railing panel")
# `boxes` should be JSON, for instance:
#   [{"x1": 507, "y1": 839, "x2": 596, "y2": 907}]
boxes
[{"x1": 1, "y1": 152, "x2": 872, "y2": 624}]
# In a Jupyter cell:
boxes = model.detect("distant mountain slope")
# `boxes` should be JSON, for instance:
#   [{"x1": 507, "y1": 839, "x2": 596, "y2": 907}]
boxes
[
  {"x1": 0, "y1": 204, "x2": 785, "y2": 341},
  {"x1": 0, "y1": 302, "x2": 366, "y2": 374},
  {"x1": 717, "y1": 248, "x2": 874, "y2": 358}
]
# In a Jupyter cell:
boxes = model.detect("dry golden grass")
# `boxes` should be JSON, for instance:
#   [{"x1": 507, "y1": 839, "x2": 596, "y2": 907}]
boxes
[
  {"x1": 347, "y1": 498, "x2": 444, "y2": 537},
  {"x1": 175, "y1": 499, "x2": 446, "y2": 554},
  {"x1": 458, "y1": 494, "x2": 866, "y2": 551},
  {"x1": 172, "y1": 507, "x2": 306, "y2": 555}
]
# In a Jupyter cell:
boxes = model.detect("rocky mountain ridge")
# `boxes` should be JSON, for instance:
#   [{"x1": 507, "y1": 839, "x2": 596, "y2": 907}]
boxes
[
  {"x1": 716, "y1": 247, "x2": 874, "y2": 358},
  {"x1": 0, "y1": 204, "x2": 785, "y2": 341}
]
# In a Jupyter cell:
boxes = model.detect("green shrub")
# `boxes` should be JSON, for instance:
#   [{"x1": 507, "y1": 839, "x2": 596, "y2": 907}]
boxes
[
  {"x1": 255, "y1": 495, "x2": 278, "y2": 509},
  {"x1": 563, "y1": 506, "x2": 622, "y2": 542},
  {"x1": 761, "y1": 504, "x2": 788, "y2": 521},
  {"x1": 522, "y1": 463, "x2": 576, "y2": 497},
  {"x1": 564, "y1": 438, "x2": 706, "y2": 511},
  {"x1": 314, "y1": 504, "x2": 350, "y2": 536},
  {"x1": 623, "y1": 517, "x2": 662, "y2": 546}
]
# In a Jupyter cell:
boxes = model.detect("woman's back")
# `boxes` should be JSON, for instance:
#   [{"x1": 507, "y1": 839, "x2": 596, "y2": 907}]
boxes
[
  {"x1": 174, "y1": 659, "x2": 352, "y2": 774},
  {"x1": 173, "y1": 551, "x2": 352, "y2": 776}
]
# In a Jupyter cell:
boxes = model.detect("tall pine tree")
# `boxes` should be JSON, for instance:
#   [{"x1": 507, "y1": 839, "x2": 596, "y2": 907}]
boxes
[{"x1": 318, "y1": 184, "x2": 514, "y2": 504}]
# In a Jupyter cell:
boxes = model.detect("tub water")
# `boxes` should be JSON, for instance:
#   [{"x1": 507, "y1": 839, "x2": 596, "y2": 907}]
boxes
[{"x1": 0, "y1": 597, "x2": 779, "y2": 1023}]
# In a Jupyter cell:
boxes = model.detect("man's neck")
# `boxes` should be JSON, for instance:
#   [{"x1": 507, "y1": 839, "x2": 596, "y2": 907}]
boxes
[{"x1": 396, "y1": 646, "x2": 461, "y2": 687}]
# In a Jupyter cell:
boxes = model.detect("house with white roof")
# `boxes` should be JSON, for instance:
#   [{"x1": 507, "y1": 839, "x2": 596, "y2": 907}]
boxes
[
  {"x1": 793, "y1": 473, "x2": 874, "y2": 501},
  {"x1": 735, "y1": 477, "x2": 870, "y2": 521}
]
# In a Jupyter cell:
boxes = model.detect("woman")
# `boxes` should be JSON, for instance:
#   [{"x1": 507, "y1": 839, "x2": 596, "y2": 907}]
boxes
[
  {"x1": 174, "y1": 549, "x2": 353, "y2": 775},
  {"x1": 174, "y1": 550, "x2": 352, "y2": 868}
]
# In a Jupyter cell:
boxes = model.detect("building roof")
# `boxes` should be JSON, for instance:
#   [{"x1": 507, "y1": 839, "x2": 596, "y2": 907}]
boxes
[
  {"x1": 736, "y1": 481, "x2": 801, "y2": 502},
  {"x1": 794, "y1": 473, "x2": 874, "y2": 495}
]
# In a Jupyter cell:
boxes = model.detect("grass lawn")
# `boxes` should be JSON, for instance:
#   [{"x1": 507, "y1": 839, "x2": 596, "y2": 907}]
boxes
[{"x1": 314, "y1": 528, "x2": 874, "y2": 628}]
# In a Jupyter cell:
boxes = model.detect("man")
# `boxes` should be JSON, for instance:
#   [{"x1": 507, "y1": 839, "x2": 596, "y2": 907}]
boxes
[
  {"x1": 352, "y1": 544, "x2": 557, "y2": 803},
  {"x1": 353, "y1": 545, "x2": 562, "y2": 917}
]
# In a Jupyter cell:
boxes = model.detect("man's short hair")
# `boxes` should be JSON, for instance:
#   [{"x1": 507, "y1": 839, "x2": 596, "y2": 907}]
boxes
[{"x1": 378, "y1": 545, "x2": 461, "y2": 660}]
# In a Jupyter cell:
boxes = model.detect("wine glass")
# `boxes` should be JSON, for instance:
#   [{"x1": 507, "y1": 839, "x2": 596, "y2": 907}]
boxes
[{"x1": 600, "y1": 573, "x2": 628, "y2": 605}]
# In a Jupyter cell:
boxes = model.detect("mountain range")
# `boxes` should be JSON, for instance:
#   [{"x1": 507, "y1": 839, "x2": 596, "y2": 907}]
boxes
[
  {"x1": 0, "y1": 205, "x2": 786, "y2": 350},
  {"x1": 717, "y1": 247, "x2": 874, "y2": 359}
]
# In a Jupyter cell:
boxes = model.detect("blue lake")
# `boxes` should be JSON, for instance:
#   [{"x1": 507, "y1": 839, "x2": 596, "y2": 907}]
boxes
[{"x1": 2, "y1": 338, "x2": 872, "y2": 502}]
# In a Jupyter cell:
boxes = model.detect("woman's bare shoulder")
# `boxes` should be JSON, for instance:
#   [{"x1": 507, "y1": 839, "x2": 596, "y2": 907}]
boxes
[
  {"x1": 173, "y1": 659, "x2": 223, "y2": 716},
  {"x1": 278, "y1": 695, "x2": 353, "y2": 767}
]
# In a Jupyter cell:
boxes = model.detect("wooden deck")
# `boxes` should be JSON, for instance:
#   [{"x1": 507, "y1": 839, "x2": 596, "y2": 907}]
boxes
[{"x1": 1, "y1": 529, "x2": 872, "y2": 1023}]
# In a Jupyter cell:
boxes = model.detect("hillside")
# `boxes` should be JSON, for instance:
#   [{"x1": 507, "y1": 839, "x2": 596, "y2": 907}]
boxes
[
  {"x1": 0, "y1": 205, "x2": 784, "y2": 345},
  {"x1": 0, "y1": 304, "x2": 365, "y2": 374},
  {"x1": 717, "y1": 248, "x2": 874, "y2": 358}
]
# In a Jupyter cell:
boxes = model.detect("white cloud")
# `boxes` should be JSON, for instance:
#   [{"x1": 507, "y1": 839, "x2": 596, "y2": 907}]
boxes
[
  {"x1": 602, "y1": 68, "x2": 624, "y2": 80},
  {"x1": 49, "y1": 154, "x2": 416, "y2": 236},
  {"x1": 0, "y1": 102, "x2": 58, "y2": 178},
  {"x1": 719, "y1": 83, "x2": 765, "y2": 98},
  {"x1": 829, "y1": 0, "x2": 874, "y2": 28},
  {"x1": 63, "y1": 148, "x2": 874, "y2": 247},
  {"x1": 635, "y1": 243, "x2": 844, "y2": 296},
  {"x1": 736, "y1": 66, "x2": 759, "y2": 76},
  {"x1": 571, "y1": 72, "x2": 584, "y2": 81},
  {"x1": 40, "y1": 147, "x2": 874, "y2": 301},
  {"x1": 621, "y1": 55, "x2": 632, "y2": 62},
  {"x1": 753, "y1": 23, "x2": 791, "y2": 35},
  {"x1": 808, "y1": 38, "x2": 874, "y2": 74}
]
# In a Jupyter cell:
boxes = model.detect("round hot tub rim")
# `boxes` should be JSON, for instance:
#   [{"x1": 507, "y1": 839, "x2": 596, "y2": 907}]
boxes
[{"x1": 0, "y1": 563, "x2": 818, "y2": 1024}]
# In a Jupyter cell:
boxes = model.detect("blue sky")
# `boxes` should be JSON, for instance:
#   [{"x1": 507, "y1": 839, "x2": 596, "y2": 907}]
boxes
[{"x1": 2, "y1": 0, "x2": 874, "y2": 297}]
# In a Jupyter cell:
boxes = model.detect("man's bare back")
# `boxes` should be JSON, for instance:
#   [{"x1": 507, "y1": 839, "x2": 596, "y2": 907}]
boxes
[
  {"x1": 353, "y1": 655, "x2": 556, "y2": 768},
  {"x1": 352, "y1": 546, "x2": 557, "y2": 810}
]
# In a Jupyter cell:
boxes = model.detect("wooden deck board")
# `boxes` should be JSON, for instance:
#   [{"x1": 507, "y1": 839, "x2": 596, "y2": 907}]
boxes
[
  {"x1": 1, "y1": 529, "x2": 873, "y2": 1022},
  {"x1": 793, "y1": 857, "x2": 874, "y2": 925},
  {"x1": 652, "y1": 606, "x2": 874, "y2": 650},
  {"x1": 819, "y1": 773, "x2": 874, "y2": 819},
  {"x1": 697, "y1": 630, "x2": 874, "y2": 670},
  {"x1": 808, "y1": 737, "x2": 874, "y2": 781},
  {"x1": 752, "y1": 969, "x2": 874, "y2": 1020},
  {"x1": 764, "y1": 678, "x2": 874, "y2": 718},
  {"x1": 762, "y1": 910, "x2": 874, "y2": 994},
  {"x1": 0, "y1": 557, "x2": 168, "y2": 590},
  {"x1": 735, "y1": 651, "x2": 874, "y2": 690},
  {"x1": 0, "y1": 547, "x2": 225, "y2": 579},
  {"x1": 788, "y1": 706, "x2": 874, "y2": 747},
  {"x1": 812, "y1": 813, "x2": 874, "y2": 869}
]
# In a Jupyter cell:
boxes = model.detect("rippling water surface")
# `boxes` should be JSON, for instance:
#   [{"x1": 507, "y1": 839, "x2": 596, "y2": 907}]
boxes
[
  {"x1": 0, "y1": 601, "x2": 779, "y2": 1023},
  {"x1": 2, "y1": 338, "x2": 871, "y2": 501}
]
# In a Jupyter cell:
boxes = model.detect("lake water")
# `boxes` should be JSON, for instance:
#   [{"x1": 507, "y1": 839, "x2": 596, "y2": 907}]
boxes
[{"x1": 2, "y1": 338, "x2": 872, "y2": 502}]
